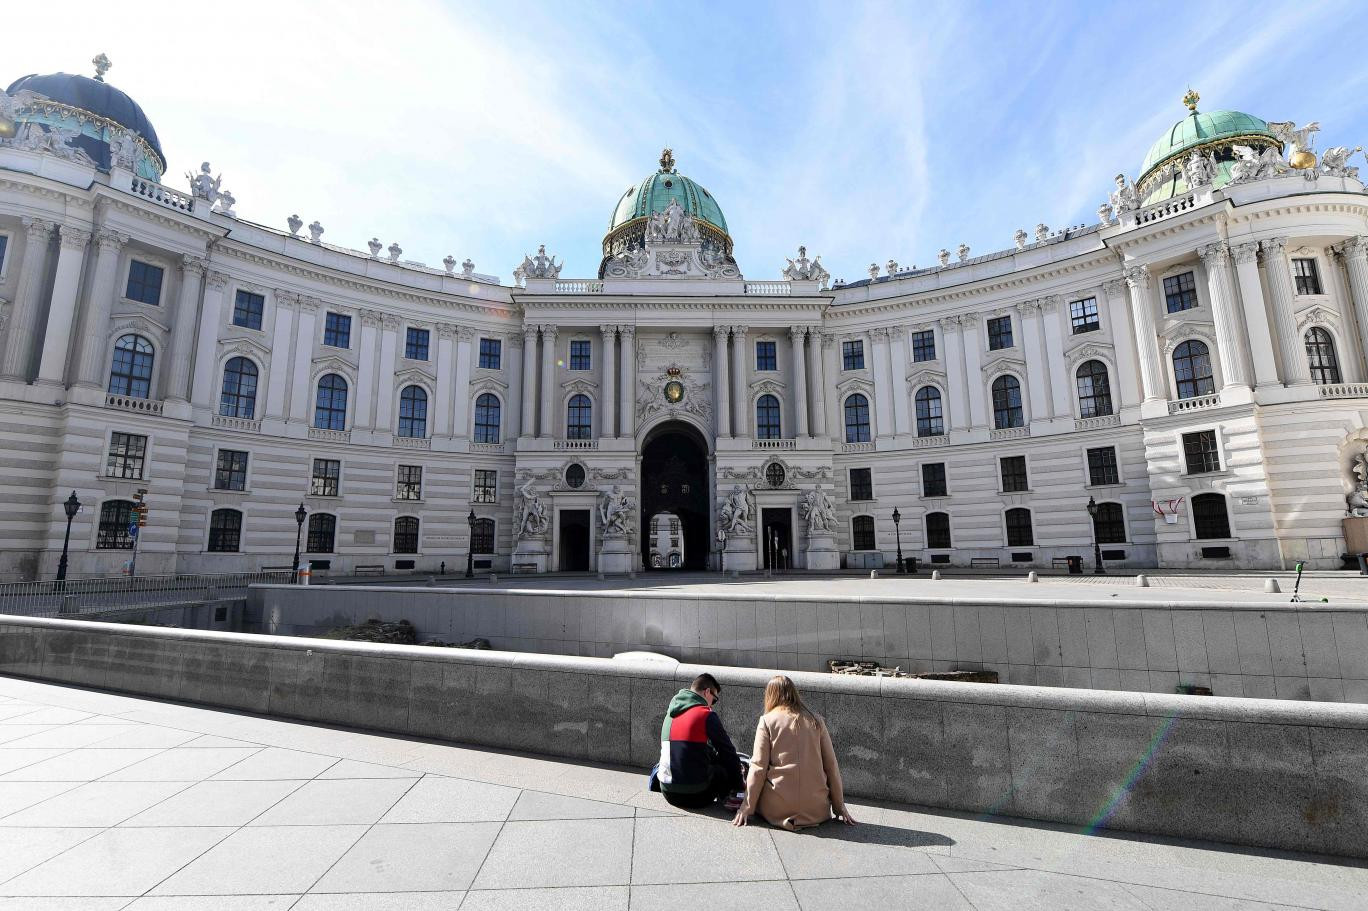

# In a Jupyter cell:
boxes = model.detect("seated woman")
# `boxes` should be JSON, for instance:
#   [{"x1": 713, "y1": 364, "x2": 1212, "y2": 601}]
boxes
[{"x1": 733, "y1": 675, "x2": 856, "y2": 830}]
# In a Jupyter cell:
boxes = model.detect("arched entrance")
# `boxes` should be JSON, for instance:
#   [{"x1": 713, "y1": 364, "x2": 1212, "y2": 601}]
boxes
[{"x1": 640, "y1": 421, "x2": 710, "y2": 570}]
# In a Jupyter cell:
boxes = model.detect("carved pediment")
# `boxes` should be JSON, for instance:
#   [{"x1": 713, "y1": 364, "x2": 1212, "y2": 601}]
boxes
[
  {"x1": 561, "y1": 377, "x2": 599, "y2": 395},
  {"x1": 1161, "y1": 322, "x2": 1218, "y2": 355},
  {"x1": 1296, "y1": 305, "x2": 1338, "y2": 333},
  {"x1": 750, "y1": 378, "x2": 786, "y2": 395},
  {"x1": 223, "y1": 335, "x2": 272, "y2": 361},
  {"x1": 981, "y1": 354, "x2": 1027, "y2": 376},
  {"x1": 394, "y1": 364, "x2": 437, "y2": 386},
  {"x1": 471, "y1": 375, "x2": 510, "y2": 394},
  {"x1": 906, "y1": 367, "x2": 947, "y2": 389},
  {"x1": 834, "y1": 375, "x2": 872, "y2": 396},
  {"x1": 1065, "y1": 340, "x2": 1115, "y2": 371},
  {"x1": 311, "y1": 353, "x2": 355, "y2": 376}
]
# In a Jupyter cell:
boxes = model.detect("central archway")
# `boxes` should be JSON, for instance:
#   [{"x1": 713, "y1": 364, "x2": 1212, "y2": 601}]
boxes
[{"x1": 640, "y1": 421, "x2": 710, "y2": 570}]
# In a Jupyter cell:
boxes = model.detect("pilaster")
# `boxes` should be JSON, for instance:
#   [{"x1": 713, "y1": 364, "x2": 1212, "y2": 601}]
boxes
[
  {"x1": 36, "y1": 225, "x2": 91, "y2": 385},
  {"x1": 1229, "y1": 242, "x2": 1279, "y2": 387},
  {"x1": 190, "y1": 272, "x2": 230, "y2": 410},
  {"x1": 375, "y1": 314, "x2": 400, "y2": 435},
  {"x1": 1260, "y1": 237, "x2": 1311, "y2": 385},
  {"x1": 520, "y1": 325, "x2": 539, "y2": 437},
  {"x1": 618, "y1": 325, "x2": 636, "y2": 438},
  {"x1": 452, "y1": 326, "x2": 474, "y2": 439},
  {"x1": 0, "y1": 218, "x2": 55, "y2": 380},
  {"x1": 1124, "y1": 265, "x2": 1165, "y2": 402},
  {"x1": 1197, "y1": 241, "x2": 1252, "y2": 392},
  {"x1": 712, "y1": 326, "x2": 731, "y2": 439},
  {"x1": 808, "y1": 328, "x2": 827, "y2": 438},
  {"x1": 265, "y1": 291, "x2": 296, "y2": 419},
  {"x1": 601, "y1": 324, "x2": 618, "y2": 439},
  {"x1": 1101, "y1": 279, "x2": 1141, "y2": 408},
  {"x1": 1332, "y1": 235, "x2": 1368, "y2": 380},
  {"x1": 790, "y1": 326, "x2": 810, "y2": 438},
  {"x1": 164, "y1": 254, "x2": 205, "y2": 401},
  {"x1": 729, "y1": 325, "x2": 747, "y2": 437},
  {"x1": 538, "y1": 324, "x2": 558, "y2": 438}
]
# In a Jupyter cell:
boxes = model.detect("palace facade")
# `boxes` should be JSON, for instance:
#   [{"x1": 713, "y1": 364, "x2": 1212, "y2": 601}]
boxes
[{"x1": 1, "y1": 66, "x2": 1366, "y2": 580}]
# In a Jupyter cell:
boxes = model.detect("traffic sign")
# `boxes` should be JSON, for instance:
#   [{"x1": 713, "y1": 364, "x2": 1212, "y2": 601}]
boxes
[{"x1": 128, "y1": 524, "x2": 139, "y2": 538}]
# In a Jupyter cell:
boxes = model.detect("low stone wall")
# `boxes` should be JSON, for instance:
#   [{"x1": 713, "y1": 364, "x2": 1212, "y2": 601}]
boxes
[
  {"x1": 2, "y1": 614, "x2": 1366, "y2": 859},
  {"x1": 250, "y1": 584, "x2": 1368, "y2": 702}
]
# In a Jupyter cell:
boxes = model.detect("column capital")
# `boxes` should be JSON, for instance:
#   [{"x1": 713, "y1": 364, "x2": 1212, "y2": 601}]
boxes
[
  {"x1": 1260, "y1": 236, "x2": 1289, "y2": 257},
  {"x1": 457, "y1": 325, "x2": 476, "y2": 341},
  {"x1": 713, "y1": 325, "x2": 731, "y2": 341},
  {"x1": 360, "y1": 309, "x2": 383, "y2": 329},
  {"x1": 522, "y1": 323, "x2": 539, "y2": 340},
  {"x1": 1039, "y1": 294, "x2": 1060, "y2": 314},
  {"x1": 207, "y1": 271, "x2": 231, "y2": 291},
  {"x1": 1331, "y1": 235, "x2": 1368, "y2": 261},
  {"x1": 1230, "y1": 242, "x2": 1260, "y2": 265},
  {"x1": 94, "y1": 228, "x2": 129, "y2": 253},
  {"x1": 58, "y1": 226, "x2": 91, "y2": 250},
  {"x1": 181, "y1": 254, "x2": 207, "y2": 277},
  {"x1": 789, "y1": 325, "x2": 808, "y2": 341},
  {"x1": 1013, "y1": 298, "x2": 1040, "y2": 316},
  {"x1": 728, "y1": 324, "x2": 747, "y2": 338},
  {"x1": 381, "y1": 314, "x2": 402, "y2": 332},
  {"x1": 958, "y1": 312, "x2": 981, "y2": 326},
  {"x1": 869, "y1": 326, "x2": 890, "y2": 340},
  {"x1": 274, "y1": 289, "x2": 299, "y2": 308},
  {"x1": 617, "y1": 325, "x2": 634, "y2": 340},
  {"x1": 888, "y1": 325, "x2": 904, "y2": 339},
  {"x1": 539, "y1": 323, "x2": 559, "y2": 341},
  {"x1": 1123, "y1": 264, "x2": 1150, "y2": 289},
  {"x1": 820, "y1": 332, "x2": 836, "y2": 348},
  {"x1": 1196, "y1": 241, "x2": 1230, "y2": 266},
  {"x1": 599, "y1": 323, "x2": 618, "y2": 338},
  {"x1": 20, "y1": 216, "x2": 55, "y2": 238},
  {"x1": 937, "y1": 315, "x2": 961, "y2": 330},
  {"x1": 1101, "y1": 278, "x2": 1126, "y2": 297}
]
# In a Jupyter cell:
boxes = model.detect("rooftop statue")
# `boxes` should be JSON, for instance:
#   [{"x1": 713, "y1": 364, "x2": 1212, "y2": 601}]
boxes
[
  {"x1": 1014, "y1": 229, "x2": 1028, "y2": 250},
  {"x1": 1097, "y1": 202, "x2": 1113, "y2": 224},
  {"x1": 0, "y1": 87, "x2": 45, "y2": 138},
  {"x1": 645, "y1": 197, "x2": 700, "y2": 244},
  {"x1": 1269, "y1": 120, "x2": 1320, "y2": 168},
  {"x1": 187, "y1": 162, "x2": 221, "y2": 202},
  {"x1": 782, "y1": 245, "x2": 829, "y2": 286},
  {"x1": 110, "y1": 129, "x2": 138, "y2": 168},
  {"x1": 1183, "y1": 150, "x2": 1217, "y2": 188},
  {"x1": 287, "y1": 214, "x2": 303, "y2": 236},
  {"x1": 12, "y1": 121, "x2": 96, "y2": 166},
  {"x1": 1035, "y1": 223, "x2": 1050, "y2": 242},
  {"x1": 520, "y1": 244, "x2": 562, "y2": 279},
  {"x1": 1109, "y1": 174, "x2": 1138, "y2": 213},
  {"x1": 1320, "y1": 146, "x2": 1362, "y2": 180},
  {"x1": 1229, "y1": 144, "x2": 1287, "y2": 183}
]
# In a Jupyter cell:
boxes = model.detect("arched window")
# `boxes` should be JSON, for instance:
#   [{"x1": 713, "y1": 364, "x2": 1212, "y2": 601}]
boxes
[
  {"x1": 393, "y1": 516, "x2": 419, "y2": 554},
  {"x1": 1305, "y1": 327, "x2": 1342, "y2": 385},
  {"x1": 1091, "y1": 502, "x2": 1125, "y2": 544},
  {"x1": 914, "y1": 386, "x2": 944, "y2": 436},
  {"x1": 472, "y1": 517, "x2": 495, "y2": 554},
  {"x1": 208, "y1": 508, "x2": 243, "y2": 553},
  {"x1": 1191, "y1": 493, "x2": 1230, "y2": 539},
  {"x1": 1004, "y1": 507, "x2": 1033, "y2": 546},
  {"x1": 1075, "y1": 360, "x2": 1113, "y2": 418},
  {"x1": 991, "y1": 375, "x2": 1023, "y2": 429},
  {"x1": 96, "y1": 500, "x2": 135, "y2": 550},
  {"x1": 109, "y1": 334, "x2": 154, "y2": 398},
  {"x1": 925, "y1": 512, "x2": 952, "y2": 549},
  {"x1": 219, "y1": 357, "x2": 258, "y2": 419},
  {"x1": 756, "y1": 394, "x2": 782, "y2": 439},
  {"x1": 474, "y1": 393, "x2": 501, "y2": 443},
  {"x1": 314, "y1": 374, "x2": 348, "y2": 430},
  {"x1": 851, "y1": 515, "x2": 876, "y2": 551},
  {"x1": 397, "y1": 385, "x2": 428, "y2": 438},
  {"x1": 566, "y1": 393, "x2": 593, "y2": 439},
  {"x1": 306, "y1": 513, "x2": 336, "y2": 553},
  {"x1": 843, "y1": 393, "x2": 870, "y2": 443},
  {"x1": 1173, "y1": 340, "x2": 1214, "y2": 399}
]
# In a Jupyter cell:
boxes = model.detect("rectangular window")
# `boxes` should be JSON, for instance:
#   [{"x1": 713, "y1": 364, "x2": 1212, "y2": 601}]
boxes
[
  {"x1": 396, "y1": 464, "x2": 422, "y2": 501},
  {"x1": 1182, "y1": 430, "x2": 1221, "y2": 474},
  {"x1": 478, "y1": 337, "x2": 502, "y2": 369},
  {"x1": 0, "y1": 234, "x2": 8, "y2": 274},
  {"x1": 987, "y1": 315, "x2": 1013, "y2": 350},
  {"x1": 473, "y1": 469, "x2": 498, "y2": 504},
  {"x1": 96, "y1": 501, "x2": 135, "y2": 550},
  {"x1": 1163, "y1": 271, "x2": 1198, "y2": 313},
  {"x1": 472, "y1": 518, "x2": 495, "y2": 554},
  {"x1": 852, "y1": 515, "x2": 876, "y2": 551},
  {"x1": 1069, "y1": 297, "x2": 1100, "y2": 334},
  {"x1": 232, "y1": 290, "x2": 265, "y2": 330},
  {"x1": 306, "y1": 514, "x2": 336, "y2": 553},
  {"x1": 214, "y1": 449, "x2": 249, "y2": 491},
  {"x1": 842, "y1": 340, "x2": 865, "y2": 371},
  {"x1": 105, "y1": 432, "x2": 148, "y2": 479},
  {"x1": 921, "y1": 462, "x2": 948, "y2": 498},
  {"x1": 405, "y1": 327, "x2": 430, "y2": 360},
  {"x1": 910, "y1": 330, "x2": 936, "y2": 362},
  {"x1": 310, "y1": 458, "x2": 341, "y2": 497},
  {"x1": 125, "y1": 260, "x2": 164, "y2": 305},
  {"x1": 208, "y1": 509, "x2": 242, "y2": 553},
  {"x1": 849, "y1": 468, "x2": 873, "y2": 501},
  {"x1": 1087, "y1": 446, "x2": 1120, "y2": 486},
  {"x1": 1000, "y1": 455, "x2": 1028, "y2": 492},
  {"x1": 569, "y1": 339, "x2": 592, "y2": 370},
  {"x1": 755, "y1": 340, "x2": 777, "y2": 371},
  {"x1": 323, "y1": 312, "x2": 351, "y2": 348},
  {"x1": 1293, "y1": 258, "x2": 1322, "y2": 295}
]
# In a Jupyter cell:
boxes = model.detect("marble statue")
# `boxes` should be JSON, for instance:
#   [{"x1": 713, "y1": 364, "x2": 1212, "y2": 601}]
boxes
[
  {"x1": 718, "y1": 485, "x2": 753, "y2": 536},
  {"x1": 1270, "y1": 120, "x2": 1320, "y2": 159},
  {"x1": 868, "y1": 263, "x2": 879, "y2": 281},
  {"x1": 14, "y1": 122, "x2": 96, "y2": 165},
  {"x1": 887, "y1": 259, "x2": 899, "y2": 275},
  {"x1": 187, "y1": 162, "x2": 221, "y2": 202},
  {"x1": 442, "y1": 255, "x2": 456, "y2": 274},
  {"x1": 1183, "y1": 150, "x2": 1217, "y2": 187},
  {"x1": 1230, "y1": 145, "x2": 1287, "y2": 183},
  {"x1": 800, "y1": 488, "x2": 837, "y2": 534},
  {"x1": 645, "y1": 198, "x2": 700, "y2": 244},
  {"x1": 387, "y1": 242, "x2": 402, "y2": 262},
  {"x1": 110, "y1": 130, "x2": 138, "y2": 168},
  {"x1": 0, "y1": 87, "x2": 43, "y2": 129},
  {"x1": 957, "y1": 243, "x2": 970, "y2": 262},
  {"x1": 1109, "y1": 174, "x2": 1138, "y2": 213},
  {"x1": 598, "y1": 485, "x2": 634, "y2": 536},
  {"x1": 1321, "y1": 146, "x2": 1362, "y2": 180},
  {"x1": 214, "y1": 189, "x2": 236, "y2": 217},
  {"x1": 516, "y1": 478, "x2": 550, "y2": 538},
  {"x1": 782, "y1": 245, "x2": 829, "y2": 286},
  {"x1": 520, "y1": 244, "x2": 561, "y2": 279},
  {"x1": 308, "y1": 221, "x2": 324, "y2": 243},
  {"x1": 287, "y1": 214, "x2": 303, "y2": 236},
  {"x1": 937, "y1": 249, "x2": 950, "y2": 266},
  {"x1": 368, "y1": 238, "x2": 383, "y2": 258},
  {"x1": 462, "y1": 258, "x2": 475, "y2": 278},
  {"x1": 1014, "y1": 229, "x2": 1028, "y2": 250},
  {"x1": 1348, "y1": 451, "x2": 1368, "y2": 517},
  {"x1": 1035, "y1": 223, "x2": 1050, "y2": 242},
  {"x1": 1097, "y1": 202, "x2": 1113, "y2": 224}
]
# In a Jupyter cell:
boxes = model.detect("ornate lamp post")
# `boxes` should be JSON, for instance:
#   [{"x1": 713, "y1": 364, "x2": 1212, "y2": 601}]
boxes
[
  {"x1": 1086, "y1": 496, "x2": 1106, "y2": 575},
  {"x1": 292, "y1": 502, "x2": 307, "y2": 583},
  {"x1": 892, "y1": 507, "x2": 905, "y2": 574},
  {"x1": 56, "y1": 491, "x2": 80, "y2": 583},
  {"x1": 466, "y1": 509, "x2": 476, "y2": 579}
]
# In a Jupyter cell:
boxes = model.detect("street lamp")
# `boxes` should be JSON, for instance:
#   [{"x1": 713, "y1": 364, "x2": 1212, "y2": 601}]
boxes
[
  {"x1": 466, "y1": 509, "x2": 476, "y2": 579},
  {"x1": 892, "y1": 507, "x2": 905, "y2": 574},
  {"x1": 293, "y1": 502, "x2": 307, "y2": 583},
  {"x1": 1086, "y1": 496, "x2": 1106, "y2": 575},
  {"x1": 56, "y1": 491, "x2": 80, "y2": 583}
]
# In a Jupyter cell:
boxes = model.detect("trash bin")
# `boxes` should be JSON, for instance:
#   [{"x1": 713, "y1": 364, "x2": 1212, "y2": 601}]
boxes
[{"x1": 1067, "y1": 556, "x2": 1083, "y2": 574}]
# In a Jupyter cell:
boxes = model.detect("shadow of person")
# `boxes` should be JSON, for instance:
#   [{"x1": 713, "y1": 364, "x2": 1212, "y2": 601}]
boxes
[{"x1": 786, "y1": 820, "x2": 955, "y2": 849}]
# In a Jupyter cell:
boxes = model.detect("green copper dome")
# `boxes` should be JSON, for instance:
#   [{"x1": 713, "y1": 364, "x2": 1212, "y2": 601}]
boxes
[
  {"x1": 609, "y1": 149, "x2": 728, "y2": 234},
  {"x1": 1136, "y1": 99, "x2": 1282, "y2": 206}
]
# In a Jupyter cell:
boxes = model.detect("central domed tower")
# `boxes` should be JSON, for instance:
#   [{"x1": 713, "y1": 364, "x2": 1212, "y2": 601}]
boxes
[
  {"x1": 599, "y1": 149, "x2": 734, "y2": 277},
  {"x1": 1135, "y1": 91, "x2": 1282, "y2": 206}
]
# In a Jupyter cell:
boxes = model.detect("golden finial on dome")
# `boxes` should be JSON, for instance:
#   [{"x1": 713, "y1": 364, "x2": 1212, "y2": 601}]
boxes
[
  {"x1": 659, "y1": 147, "x2": 675, "y2": 172},
  {"x1": 1182, "y1": 87, "x2": 1200, "y2": 114},
  {"x1": 92, "y1": 53, "x2": 111, "y2": 82}
]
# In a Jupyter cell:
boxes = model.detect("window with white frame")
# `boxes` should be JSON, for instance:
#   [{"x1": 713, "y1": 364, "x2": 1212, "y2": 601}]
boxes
[
  {"x1": 473, "y1": 469, "x2": 497, "y2": 503},
  {"x1": 405, "y1": 327, "x2": 430, "y2": 360},
  {"x1": 106, "y1": 432, "x2": 148, "y2": 479},
  {"x1": 396, "y1": 465, "x2": 422, "y2": 501},
  {"x1": 569, "y1": 339, "x2": 592, "y2": 370},
  {"x1": 478, "y1": 337, "x2": 501, "y2": 369},
  {"x1": 310, "y1": 458, "x2": 341, "y2": 497},
  {"x1": 1292, "y1": 258, "x2": 1322, "y2": 295},
  {"x1": 1086, "y1": 446, "x2": 1120, "y2": 486},
  {"x1": 851, "y1": 515, "x2": 876, "y2": 550},
  {"x1": 1069, "y1": 297, "x2": 1100, "y2": 334},
  {"x1": 109, "y1": 334, "x2": 155, "y2": 398},
  {"x1": 910, "y1": 330, "x2": 935, "y2": 362},
  {"x1": 323, "y1": 312, "x2": 351, "y2": 348},
  {"x1": 987, "y1": 315, "x2": 1013, "y2": 350},
  {"x1": 842, "y1": 340, "x2": 865, "y2": 370},
  {"x1": 232, "y1": 290, "x2": 264, "y2": 330},
  {"x1": 848, "y1": 467, "x2": 873, "y2": 501},
  {"x1": 1182, "y1": 430, "x2": 1221, "y2": 474},
  {"x1": 125, "y1": 260, "x2": 164, "y2": 305},
  {"x1": 1163, "y1": 271, "x2": 1198, "y2": 313},
  {"x1": 214, "y1": 449, "x2": 249, "y2": 491},
  {"x1": 208, "y1": 508, "x2": 243, "y2": 552}
]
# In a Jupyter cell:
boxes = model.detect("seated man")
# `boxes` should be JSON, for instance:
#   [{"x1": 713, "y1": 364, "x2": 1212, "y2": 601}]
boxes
[{"x1": 654, "y1": 673, "x2": 745, "y2": 809}]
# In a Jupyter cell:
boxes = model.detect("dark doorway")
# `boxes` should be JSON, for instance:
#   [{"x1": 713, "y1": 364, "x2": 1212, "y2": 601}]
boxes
[
  {"x1": 558, "y1": 509, "x2": 591, "y2": 571},
  {"x1": 640, "y1": 422, "x2": 709, "y2": 570},
  {"x1": 762, "y1": 508, "x2": 792, "y2": 570}
]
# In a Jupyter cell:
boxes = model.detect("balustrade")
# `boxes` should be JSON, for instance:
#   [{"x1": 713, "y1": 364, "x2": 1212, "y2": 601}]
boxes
[
  {"x1": 105, "y1": 394, "x2": 164, "y2": 415},
  {"x1": 1167, "y1": 393, "x2": 1221, "y2": 414}
]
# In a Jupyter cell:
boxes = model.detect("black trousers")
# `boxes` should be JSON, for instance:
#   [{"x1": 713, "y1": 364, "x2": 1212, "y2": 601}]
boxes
[{"x1": 662, "y1": 759, "x2": 746, "y2": 809}]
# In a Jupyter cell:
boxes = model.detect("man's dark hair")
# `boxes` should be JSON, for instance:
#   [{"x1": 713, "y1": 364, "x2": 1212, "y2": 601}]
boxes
[{"x1": 691, "y1": 673, "x2": 721, "y2": 694}]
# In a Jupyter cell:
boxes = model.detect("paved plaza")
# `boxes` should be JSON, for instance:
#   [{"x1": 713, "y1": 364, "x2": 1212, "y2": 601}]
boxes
[{"x1": 0, "y1": 677, "x2": 1364, "y2": 909}]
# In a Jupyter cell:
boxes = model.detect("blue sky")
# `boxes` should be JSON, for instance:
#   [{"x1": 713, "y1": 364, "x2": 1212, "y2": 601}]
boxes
[{"x1": 9, "y1": 1, "x2": 1368, "y2": 283}]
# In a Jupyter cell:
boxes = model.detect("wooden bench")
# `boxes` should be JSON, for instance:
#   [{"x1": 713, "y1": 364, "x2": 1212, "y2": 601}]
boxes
[
  {"x1": 969, "y1": 557, "x2": 999, "y2": 569},
  {"x1": 353, "y1": 565, "x2": 385, "y2": 576}
]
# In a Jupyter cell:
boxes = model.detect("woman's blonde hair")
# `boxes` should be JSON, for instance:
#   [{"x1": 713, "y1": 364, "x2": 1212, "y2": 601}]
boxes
[{"x1": 763, "y1": 675, "x2": 814, "y2": 721}]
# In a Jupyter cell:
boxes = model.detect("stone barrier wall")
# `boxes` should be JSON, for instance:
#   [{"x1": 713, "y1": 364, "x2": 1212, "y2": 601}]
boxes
[
  {"x1": 2, "y1": 614, "x2": 1365, "y2": 858},
  {"x1": 251, "y1": 585, "x2": 1368, "y2": 702}
]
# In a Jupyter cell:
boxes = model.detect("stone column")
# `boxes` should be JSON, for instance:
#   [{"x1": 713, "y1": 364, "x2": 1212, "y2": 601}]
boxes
[
  {"x1": 889, "y1": 327, "x2": 911, "y2": 435},
  {"x1": 451, "y1": 327, "x2": 473, "y2": 439},
  {"x1": 600, "y1": 324, "x2": 617, "y2": 439},
  {"x1": 1040, "y1": 296, "x2": 1070, "y2": 417},
  {"x1": 1123, "y1": 265, "x2": 1165, "y2": 401},
  {"x1": 506, "y1": 331, "x2": 525, "y2": 437},
  {"x1": 1333, "y1": 236, "x2": 1368, "y2": 378},
  {"x1": 74, "y1": 229, "x2": 129, "y2": 388},
  {"x1": 190, "y1": 273, "x2": 230, "y2": 410},
  {"x1": 1229, "y1": 242, "x2": 1279, "y2": 386},
  {"x1": 790, "y1": 326, "x2": 810, "y2": 438},
  {"x1": 539, "y1": 324, "x2": 558, "y2": 438},
  {"x1": 940, "y1": 317, "x2": 969, "y2": 431},
  {"x1": 730, "y1": 326, "x2": 747, "y2": 436},
  {"x1": 354, "y1": 310, "x2": 381, "y2": 429},
  {"x1": 1260, "y1": 237, "x2": 1311, "y2": 385},
  {"x1": 808, "y1": 328, "x2": 827, "y2": 438},
  {"x1": 434, "y1": 324, "x2": 455, "y2": 436},
  {"x1": 265, "y1": 292, "x2": 296, "y2": 420},
  {"x1": 36, "y1": 226, "x2": 91, "y2": 385},
  {"x1": 1101, "y1": 279, "x2": 1141, "y2": 407},
  {"x1": 164, "y1": 255, "x2": 205, "y2": 401},
  {"x1": 1, "y1": 218, "x2": 55, "y2": 380},
  {"x1": 1197, "y1": 242, "x2": 1252, "y2": 390},
  {"x1": 870, "y1": 328, "x2": 894, "y2": 437},
  {"x1": 1017, "y1": 300, "x2": 1051, "y2": 420},
  {"x1": 713, "y1": 326, "x2": 731, "y2": 439},
  {"x1": 619, "y1": 325, "x2": 636, "y2": 438},
  {"x1": 374, "y1": 315, "x2": 400, "y2": 434},
  {"x1": 286, "y1": 298, "x2": 318, "y2": 422},
  {"x1": 959, "y1": 315, "x2": 987, "y2": 427},
  {"x1": 520, "y1": 325, "x2": 539, "y2": 437}
]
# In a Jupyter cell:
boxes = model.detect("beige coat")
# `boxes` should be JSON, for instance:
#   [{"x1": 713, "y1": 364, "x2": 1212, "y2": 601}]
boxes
[{"x1": 742, "y1": 709, "x2": 845, "y2": 830}]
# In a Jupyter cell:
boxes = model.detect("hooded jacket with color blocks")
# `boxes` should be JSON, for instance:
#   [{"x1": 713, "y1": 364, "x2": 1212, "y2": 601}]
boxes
[{"x1": 657, "y1": 688, "x2": 743, "y2": 795}]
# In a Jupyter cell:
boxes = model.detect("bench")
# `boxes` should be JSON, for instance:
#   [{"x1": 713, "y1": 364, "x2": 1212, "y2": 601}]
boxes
[
  {"x1": 511, "y1": 562, "x2": 539, "y2": 574},
  {"x1": 970, "y1": 557, "x2": 999, "y2": 569},
  {"x1": 353, "y1": 565, "x2": 385, "y2": 576}
]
